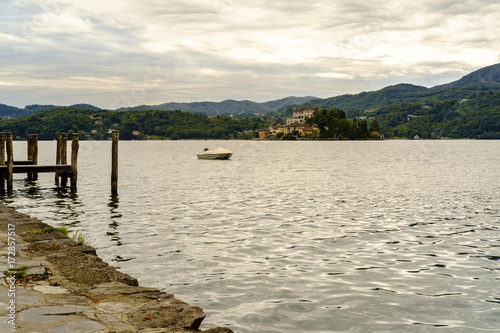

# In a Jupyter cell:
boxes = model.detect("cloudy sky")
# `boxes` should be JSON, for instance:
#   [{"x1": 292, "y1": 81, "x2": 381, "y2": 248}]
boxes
[{"x1": 1, "y1": 0, "x2": 499, "y2": 109}]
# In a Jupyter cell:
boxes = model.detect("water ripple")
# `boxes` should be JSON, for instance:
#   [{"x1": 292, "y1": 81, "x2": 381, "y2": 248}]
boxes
[{"x1": 3, "y1": 140, "x2": 500, "y2": 332}]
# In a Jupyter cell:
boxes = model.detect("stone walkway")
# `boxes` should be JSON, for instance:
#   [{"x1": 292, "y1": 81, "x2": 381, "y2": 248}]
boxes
[{"x1": 0, "y1": 204, "x2": 233, "y2": 333}]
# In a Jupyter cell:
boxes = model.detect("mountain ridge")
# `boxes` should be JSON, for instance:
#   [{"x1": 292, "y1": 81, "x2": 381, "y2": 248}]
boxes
[
  {"x1": 283, "y1": 63, "x2": 500, "y2": 117},
  {"x1": 433, "y1": 63, "x2": 500, "y2": 89},
  {"x1": 0, "y1": 97, "x2": 318, "y2": 118},
  {"x1": 2, "y1": 62, "x2": 500, "y2": 119},
  {"x1": 116, "y1": 96, "x2": 318, "y2": 116}
]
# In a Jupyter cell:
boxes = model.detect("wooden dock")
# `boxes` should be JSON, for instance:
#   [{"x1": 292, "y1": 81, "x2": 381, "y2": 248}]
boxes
[{"x1": 0, "y1": 132, "x2": 78, "y2": 194}]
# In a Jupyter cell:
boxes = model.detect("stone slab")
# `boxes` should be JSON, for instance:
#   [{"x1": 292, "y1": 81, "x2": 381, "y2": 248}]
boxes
[
  {"x1": 47, "y1": 320, "x2": 106, "y2": 333},
  {"x1": 0, "y1": 321, "x2": 15, "y2": 333},
  {"x1": 16, "y1": 260, "x2": 42, "y2": 267},
  {"x1": 96, "y1": 301, "x2": 134, "y2": 314},
  {"x1": 19, "y1": 305, "x2": 92, "y2": 323},
  {"x1": 27, "y1": 266, "x2": 47, "y2": 275},
  {"x1": 44, "y1": 294, "x2": 91, "y2": 306},
  {"x1": 102, "y1": 315, "x2": 120, "y2": 322},
  {"x1": 33, "y1": 286, "x2": 70, "y2": 294},
  {"x1": 16, "y1": 295, "x2": 42, "y2": 306}
]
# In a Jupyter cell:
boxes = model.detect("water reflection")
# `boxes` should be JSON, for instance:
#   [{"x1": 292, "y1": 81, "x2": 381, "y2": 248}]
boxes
[
  {"x1": 52, "y1": 187, "x2": 83, "y2": 227},
  {"x1": 107, "y1": 194, "x2": 123, "y2": 246},
  {"x1": 108, "y1": 193, "x2": 122, "y2": 218},
  {"x1": 24, "y1": 181, "x2": 41, "y2": 198},
  {"x1": 3, "y1": 141, "x2": 500, "y2": 333}
]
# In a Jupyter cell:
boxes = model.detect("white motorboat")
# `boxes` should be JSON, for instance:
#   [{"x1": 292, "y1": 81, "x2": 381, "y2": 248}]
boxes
[{"x1": 197, "y1": 147, "x2": 233, "y2": 160}]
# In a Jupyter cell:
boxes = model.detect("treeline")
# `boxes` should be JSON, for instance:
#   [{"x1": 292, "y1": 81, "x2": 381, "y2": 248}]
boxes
[
  {"x1": 375, "y1": 91, "x2": 500, "y2": 139},
  {"x1": 0, "y1": 108, "x2": 269, "y2": 140},
  {"x1": 306, "y1": 108, "x2": 381, "y2": 139},
  {"x1": 307, "y1": 82, "x2": 500, "y2": 118}
]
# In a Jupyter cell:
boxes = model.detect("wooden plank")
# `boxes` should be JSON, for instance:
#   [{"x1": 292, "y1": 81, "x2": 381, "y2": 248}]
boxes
[
  {"x1": 0, "y1": 165, "x2": 72, "y2": 174},
  {"x1": 13, "y1": 160, "x2": 35, "y2": 165}
]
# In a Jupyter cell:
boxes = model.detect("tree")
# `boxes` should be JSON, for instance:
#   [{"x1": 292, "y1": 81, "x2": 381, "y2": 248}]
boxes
[
  {"x1": 307, "y1": 107, "x2": 347, "y2": 138},
  {"x1": 338, "y1": 119, "x2": 352, "y2": 137},
  {"x1": 368, "y1": 119, "x2": 380, "y2": 134}
]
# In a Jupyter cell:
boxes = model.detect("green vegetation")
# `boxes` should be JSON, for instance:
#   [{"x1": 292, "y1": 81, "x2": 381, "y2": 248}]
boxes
[
  {"x1": 0, "y1": 103, "x2": 25, "y2": 118},
  {"x1": 271, "y1": 89, "x2": 500, "y2": 140},
  {"x1": 117, "y1": 96, "x2": 317, "y2": 116},
  {"x1": 24, "y1": 237, "x2": 42, "y2": 242},
  {"x1": 27, "y1": 242, "x2": 64, "y2": 253},
  {"x1": 298, "y1": 82, "x2": 500, "y2": 118},
  {"x1": 306, "y1": 108, "x2": 381, "y2": 139},
  {"x1": 32, "y1": 226, "x2": 69, "y2": 235},
  {"x1": 0, "y1": 108, "x2": 269, "y2": 140},
  {"x1": 4, "y1": 266, "x2": 49, "y2": 283},
  {"x1": 4, "y1": 267, "x2": 28, "y2": 279},
  {"x1": 71, "y1": 230, "x2": 90, "y2": 246},
  {"x1": 374, "y1": 91, "x2": 500, "y2": 139},
  {"x1": 2, "y1": 62, "x2": 500, "y2": 140}
]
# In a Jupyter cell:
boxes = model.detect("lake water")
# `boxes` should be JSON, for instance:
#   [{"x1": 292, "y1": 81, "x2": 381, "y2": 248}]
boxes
[{"x1": 3, "y1": 140, "x2": 500, "y2": 332}]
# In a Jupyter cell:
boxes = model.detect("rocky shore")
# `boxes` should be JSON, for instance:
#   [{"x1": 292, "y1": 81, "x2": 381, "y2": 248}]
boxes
[{"x1": 0, "y1": 203, "x2": 234, "y2": 333}]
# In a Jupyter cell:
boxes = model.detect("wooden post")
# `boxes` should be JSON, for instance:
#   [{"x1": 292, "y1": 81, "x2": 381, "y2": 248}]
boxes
[
  {"x1": 0, "y1": 133, "x2": 5, "y2": 193},
  {"x1": 27, "y1": 134, "x2": 38, "y2": 180},
  {"x1": 6, "y1": 133, "x2": 13, "y2": 194},
  {"x1": 60, "y1": 133, "x2": 68, "y2": 187},
  {"x1": 70, "y1": 133, "x2": 79, "y2": 191},
  {"x1": 0, "y1": 133, "x2": 5, "y2": 167},
  {"x1": 27, "y1": 134, "x2": 34, "y2": 180},
  {"x1": 32, "y1": 134, "x2": 38, "y2": 180},
  {"x1": 55, "y1": 134, "x2": 61, "y2": 186},
  {"x1": 111, "y1": 131, "x2": 119, "y2": 194}
]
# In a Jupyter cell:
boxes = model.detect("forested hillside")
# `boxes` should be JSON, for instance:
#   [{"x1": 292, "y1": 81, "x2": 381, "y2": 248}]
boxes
[
  {"x1": 374, "y1": 91, "x2": 500, "y2": 139},
  {"x1": 272, "y1": 81, "x2": 500, "y2": 119},
  {"x1": 0, "y1": 108, "x2": 268, "y2": 140},
  {"x1": 290, "y1": 63, "x2": 500, "y2": 115},
  {"x1": 117, "y1": 96, "x2": 317, "y2": 116},
  {"x1": 0, "y1": 103, "x2": 24, "y2": 118},
  {"x1": 2, "y1": 63, "x2": 500, "y2": 140}
]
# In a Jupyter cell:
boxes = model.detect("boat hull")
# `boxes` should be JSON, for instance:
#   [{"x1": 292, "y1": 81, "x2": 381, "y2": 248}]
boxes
[
  {"x1": 197, "y1": 153, "x2": 232, "y2": 160},
  {"x1": 197, "y1": 147, "x2": 233, "y2": 160}
]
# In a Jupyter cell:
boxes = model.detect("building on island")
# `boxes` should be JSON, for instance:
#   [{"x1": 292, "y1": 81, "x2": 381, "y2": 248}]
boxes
[
  {"x1": 255, "y1": 107, "x2": 321, "y2": 140},
  {"x1": 284, "y1": 122, "x2": 318, "y2": 136},
  {"x1": 285, "y1": 107, "x2": 316, "y2": 125},
  {"x1": 256, "y1": 128, "x2": 271, "y2": 139},
  {"x1": 284, "y1": 107, "x2": 319, "y2": 136}
]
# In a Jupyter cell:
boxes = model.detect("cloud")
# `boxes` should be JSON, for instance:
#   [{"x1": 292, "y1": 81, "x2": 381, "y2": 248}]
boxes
[
  {"x1": 1, "y1": 0, "x2": 500, "y2": 108},
  {"x1": 315, "y1": 73, "x2": 355, "y2": 80}
]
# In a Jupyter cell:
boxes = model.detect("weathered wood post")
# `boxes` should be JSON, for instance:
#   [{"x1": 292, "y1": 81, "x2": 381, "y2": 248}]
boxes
[
  {"x1": 111, "y1": 131, "x2": 119, "y2": 194},
  {"x1": 0, "y1": 133, "x2": 5, "y2": 192},
  {"x1": 27, "y1": 134, "x2": 39, "y2": 181},
  {"x1": 0, "y1": 133, "x2": 5, "y2": 166},
  {"x1": 6, "y1": 133, "x2": 13, "y2": 194},
  {"x1": 60, "y1": 133, "x2": 68, "y2": 187},
  {"x1": 27, "y1": 134, "x2": 34, "y2": 180},
  {"x1": 55, "y1": 134, "x2": 61, "y2": 186},
  {"x1": 32, "y1": 134, "x2": 38, "y2": 180},
  {"x1": 70, "y1": 133, "x2": 79, "y2": 191}
]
